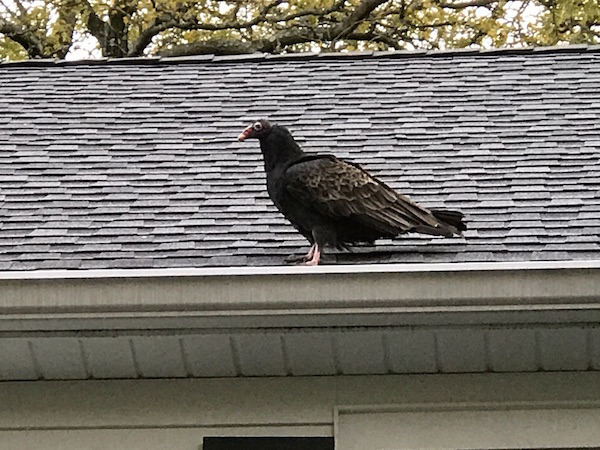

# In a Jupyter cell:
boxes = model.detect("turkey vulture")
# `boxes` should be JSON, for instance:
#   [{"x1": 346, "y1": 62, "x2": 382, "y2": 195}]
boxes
[{"x1": 238, "y1": 119, "x2": 466, "y2": 265}]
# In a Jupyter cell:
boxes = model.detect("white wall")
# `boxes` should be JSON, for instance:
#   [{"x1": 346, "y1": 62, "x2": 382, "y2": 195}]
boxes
[
  {"x1": 337, "y1": 405, "x2": 600, "y2": 449},
  {"x1": 1, "y1": 372, "x2": 599, "y2": 449}
]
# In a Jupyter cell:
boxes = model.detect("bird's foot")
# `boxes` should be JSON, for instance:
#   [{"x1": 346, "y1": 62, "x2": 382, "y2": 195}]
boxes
[
  {"x1": 303, "y1": 258, "x2": 320, "y2": 266},
  {"x1": 285, "y1": 244, "x2": 320, "y2": 265},
  {"x1": 302, "y1": 245, "x2": 321, "y2": 266}
]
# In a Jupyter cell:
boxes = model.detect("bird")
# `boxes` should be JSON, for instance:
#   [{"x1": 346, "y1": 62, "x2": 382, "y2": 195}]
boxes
[{"x1": 238, "y1": 119, "x2": 466, "y2": 265}]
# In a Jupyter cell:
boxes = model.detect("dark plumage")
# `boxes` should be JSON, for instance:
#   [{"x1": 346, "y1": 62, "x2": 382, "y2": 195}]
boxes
[{"x1": 238, "y1": 119, "x2": 466, "y2": 265}]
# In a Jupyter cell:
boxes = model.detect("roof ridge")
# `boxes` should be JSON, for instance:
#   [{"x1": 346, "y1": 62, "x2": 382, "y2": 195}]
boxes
[{"x1": 1, "y1": 44, "x2": 599, "y2": 67}]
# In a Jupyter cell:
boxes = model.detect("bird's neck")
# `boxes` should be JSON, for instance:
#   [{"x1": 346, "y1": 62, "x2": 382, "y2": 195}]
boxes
[{"x1": 259, "y1": 126, "x2": 305, "y2": 173}]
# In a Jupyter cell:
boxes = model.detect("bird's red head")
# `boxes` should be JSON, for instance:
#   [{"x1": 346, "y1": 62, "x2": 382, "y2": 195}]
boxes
[{"x1": 238, "y1": 119, "x2": 272, "y2": 141}]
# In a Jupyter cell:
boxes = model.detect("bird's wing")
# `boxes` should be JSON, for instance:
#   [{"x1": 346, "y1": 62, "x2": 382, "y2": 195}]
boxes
[{"x1": 284, "y1": 155, "x2": 449, "y2": 236}]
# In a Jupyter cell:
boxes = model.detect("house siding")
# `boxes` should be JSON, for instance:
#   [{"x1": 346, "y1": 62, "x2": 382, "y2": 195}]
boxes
[{"x1": 1, "y1": 373, "x2": 599, "y2": 449}]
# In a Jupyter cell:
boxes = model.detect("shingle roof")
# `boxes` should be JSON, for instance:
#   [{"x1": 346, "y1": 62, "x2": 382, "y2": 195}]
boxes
[{"x1": 1, "y1": 46, "x2": 600, "y2": 270}]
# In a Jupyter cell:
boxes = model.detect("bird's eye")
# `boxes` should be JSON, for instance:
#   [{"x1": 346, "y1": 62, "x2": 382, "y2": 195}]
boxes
[{"x1": 253, "y1": 122, "x2": 263, "y2": 131}]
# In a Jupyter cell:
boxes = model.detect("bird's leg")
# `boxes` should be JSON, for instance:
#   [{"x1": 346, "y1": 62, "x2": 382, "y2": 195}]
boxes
[
  {"x1": 285, "y1": 243, "x2": 317, "y2": 263},
  {"x1": 302, "y1": 227, "x2": 330, "y2": 266},
  {"x1": 304, "y1": 243, "x2": 316, "y2": 261},
  {"x1": 303, "y1": 244, "x2": 321, "y2": 266}
]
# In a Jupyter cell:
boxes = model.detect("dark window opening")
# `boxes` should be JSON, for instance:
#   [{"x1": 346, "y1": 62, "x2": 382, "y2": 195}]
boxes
[{"x1": 203, "y1": 436, "x2": 334, "y2": 450}]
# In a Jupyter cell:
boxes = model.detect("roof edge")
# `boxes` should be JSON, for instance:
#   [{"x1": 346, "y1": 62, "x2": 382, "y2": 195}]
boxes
[
  {"x1": 1, "y1": 259, "x2": 600, "y2": 280},
  {"x1": 2, "y1": 44, "x2": 599, "y2": 67},
  {"x1": 1, "y1": 260, "x2": 600, "y2": 333}
]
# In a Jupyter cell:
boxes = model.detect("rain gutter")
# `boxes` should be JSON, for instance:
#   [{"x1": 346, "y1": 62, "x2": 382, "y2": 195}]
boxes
[{"x1": 0, "y1": 260, "x2": 599, "y2": 332}]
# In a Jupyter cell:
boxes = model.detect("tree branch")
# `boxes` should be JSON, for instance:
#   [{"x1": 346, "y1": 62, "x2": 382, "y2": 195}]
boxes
[
  {"x1": 438, "y1": 0, "x2": 498, "y2": 8},
  {"x1": 130, "y1": 0, "x2": 360, "y2": 57},
  {"x1": 129, "y1": 0, "x2": 282, "y2": 56},
  {"x1": 330, "y1": 0, "x2": 388, "y2": 40},
  {"x1": 0, "y1": 17, "x2": 45, "y2": 58},
  {"x1": 53, "y1": 0, "x2": 80, "y2": 59},
  {"x1": 11, "y1": 0, "x2": 28, "y2": 18},
  {"x1": 155, "y1": 0, "x2": 396, "y2": 57},
  {"x1": 346, "y1": 31, "x2": 403, "y2": 49},
  {"x1": 80, "y1": 0, "x2": 107, "y2": 49},
  {"x1": 159, "y1": 38, "x2": 261, "y2": 56}
]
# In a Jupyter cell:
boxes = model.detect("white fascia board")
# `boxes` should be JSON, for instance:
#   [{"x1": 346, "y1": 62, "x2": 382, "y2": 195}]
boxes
[
  {"x1": 2, "y1": 259, "x2": 600, "y2": 280},
  {"x1": 0, "y1": 260, "x2": 599, "y2": 332}
]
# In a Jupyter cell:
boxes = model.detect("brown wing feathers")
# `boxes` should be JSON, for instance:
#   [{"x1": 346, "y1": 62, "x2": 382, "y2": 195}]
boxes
[{"x1": 285, "y1": 156, "x2": 458, "y2": 237}]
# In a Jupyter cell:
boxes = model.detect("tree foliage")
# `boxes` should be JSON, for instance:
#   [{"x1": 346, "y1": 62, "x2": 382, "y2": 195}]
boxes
[{"x1": 0, "y1": 0, "x2": 598, "y2": 60}]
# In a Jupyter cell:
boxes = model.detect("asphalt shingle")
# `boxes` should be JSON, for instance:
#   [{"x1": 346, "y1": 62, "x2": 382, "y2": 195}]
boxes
[{"x1": 1, "y1": 47, "x2": 600, "y2": 269}]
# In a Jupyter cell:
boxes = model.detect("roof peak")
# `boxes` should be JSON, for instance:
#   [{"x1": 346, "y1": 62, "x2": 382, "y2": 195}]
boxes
[{"x1": 2, "y1": 43, "x2": 599, "y2": 68}]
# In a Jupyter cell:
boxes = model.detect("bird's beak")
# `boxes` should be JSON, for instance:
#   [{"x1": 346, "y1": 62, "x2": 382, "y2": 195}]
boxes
[{"x1": 237, "y1": 126, "x2": 253, "y2": 142}]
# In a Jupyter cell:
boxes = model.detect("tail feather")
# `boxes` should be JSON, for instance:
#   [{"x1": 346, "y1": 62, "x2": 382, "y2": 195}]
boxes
[{"x1": 430, "y1": 208, "x2": 467, "y2": 234}]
